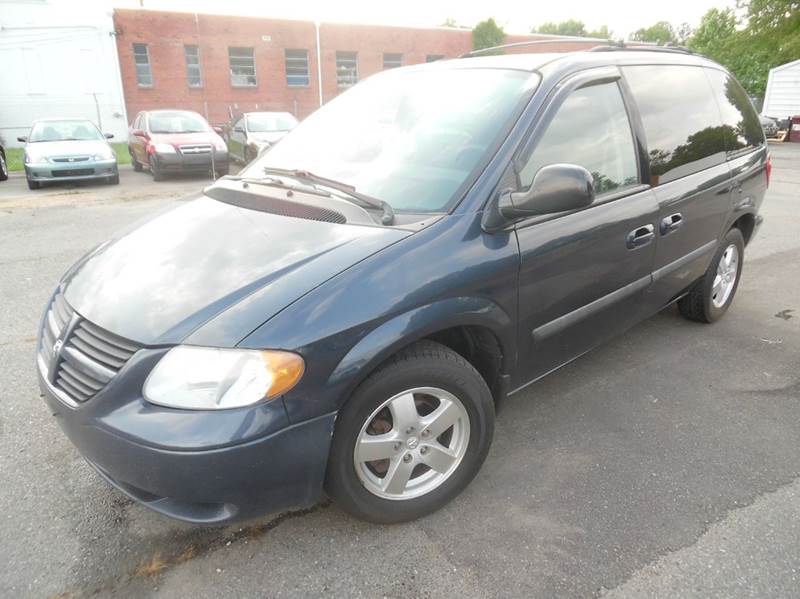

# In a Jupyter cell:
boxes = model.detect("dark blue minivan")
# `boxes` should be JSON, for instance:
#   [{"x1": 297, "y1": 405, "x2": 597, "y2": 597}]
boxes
[{"x1": 37, "y1": 45, "x2": 768, "y2": 524}]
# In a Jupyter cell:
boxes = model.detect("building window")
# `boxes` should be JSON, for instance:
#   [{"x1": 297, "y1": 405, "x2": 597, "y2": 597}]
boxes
[
  {"x1": 383, "y1": 53, "x2": 403, "y2": 69},
  {"x1": 184, "y1": 44, "x2": 203, "y2": 88},
  {"x1": 426, "y1": 54, "x2": 445, "y2": 63},
  {"x1": 229, "y1": 47, "x2": 256, "y2": 87},
  {"x1": 336, "y1": 51, "x2": 358, "y2": 87},
  {"x1": 133, "y1": 43, "x2": 152, "y2": 87},
  {"x1": 285, "y1": 49, "x2": 309, "y2": 87}
]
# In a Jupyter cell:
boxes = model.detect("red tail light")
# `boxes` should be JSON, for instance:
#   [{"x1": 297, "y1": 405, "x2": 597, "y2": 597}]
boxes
[{"x1": 765, "y1": 154, "x2": 772, "y2": 188}]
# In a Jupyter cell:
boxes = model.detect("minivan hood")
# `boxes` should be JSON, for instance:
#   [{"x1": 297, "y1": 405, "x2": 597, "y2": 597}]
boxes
[{"x1": 62, "y1": 196, "x2": 409, "y2": 345}]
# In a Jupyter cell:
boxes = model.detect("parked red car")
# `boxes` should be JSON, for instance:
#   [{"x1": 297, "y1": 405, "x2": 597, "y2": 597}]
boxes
[{"x1": 128, "y1": 110, "x2": 229, "y2": 181}]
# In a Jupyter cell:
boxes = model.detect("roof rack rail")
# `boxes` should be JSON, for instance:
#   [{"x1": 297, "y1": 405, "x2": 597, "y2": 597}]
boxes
[
  {"x1": 589, "y1": 41, "x2": 694, "y2": 55},
  {"x1": 459, "y1": 37, "x2": 610, "y2": 58}
]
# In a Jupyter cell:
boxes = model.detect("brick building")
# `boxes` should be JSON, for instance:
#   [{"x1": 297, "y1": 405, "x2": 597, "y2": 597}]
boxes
[{"x1": 113, "y1": 9, "x2": 598, "y2": 126}]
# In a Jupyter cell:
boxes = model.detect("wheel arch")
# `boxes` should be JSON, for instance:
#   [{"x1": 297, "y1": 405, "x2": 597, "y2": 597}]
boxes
[{"x1": 327, "y1": 296, "x2": 516, "y2": 412}]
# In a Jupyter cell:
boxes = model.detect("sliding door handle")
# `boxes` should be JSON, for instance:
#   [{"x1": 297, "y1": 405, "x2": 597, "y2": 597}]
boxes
[
  {"x1": 660, "y1": 213, "x2": 683, "y2": 235},
  {"x1": 626, "y1": 224, "x2": 655, "y2": 249}
]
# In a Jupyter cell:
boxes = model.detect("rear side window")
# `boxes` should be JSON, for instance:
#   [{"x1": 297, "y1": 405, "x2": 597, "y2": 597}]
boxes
[
  {"x1": 519, "y1": 81, "x2": 639, "y2": 196},
  {"x1": 704, "y1": 68, "x2": 764, "y2": 156},
  {"x1": 624, "y1": 65, "x2": 725, "y2": 185}
]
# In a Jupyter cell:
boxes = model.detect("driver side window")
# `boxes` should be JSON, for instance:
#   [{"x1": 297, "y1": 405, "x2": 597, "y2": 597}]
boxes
[{"x1": 519, "y1": 81, "x2": 639, "y2": 197}]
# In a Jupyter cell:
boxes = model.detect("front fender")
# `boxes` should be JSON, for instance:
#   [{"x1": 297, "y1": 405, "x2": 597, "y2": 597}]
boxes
[{"x1": 328, "y1": 295, "x2": 516, "y2": 403}]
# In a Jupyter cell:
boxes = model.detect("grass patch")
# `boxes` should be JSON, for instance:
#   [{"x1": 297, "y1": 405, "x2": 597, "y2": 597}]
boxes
[{"x1": 3, "y1": 142, "x2": 130, "y2": 172}]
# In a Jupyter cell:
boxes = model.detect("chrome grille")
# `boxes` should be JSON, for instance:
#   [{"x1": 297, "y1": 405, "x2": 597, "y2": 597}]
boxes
[
  {"x1": 178, "y1": 144, "x2": 212, "y2": 155},
  {"x1": 52, "y1": 156, "x2": 91, "y2": 163},
  {"x1": 38, "y1": 292, "x2": 141, "y2": 405}
]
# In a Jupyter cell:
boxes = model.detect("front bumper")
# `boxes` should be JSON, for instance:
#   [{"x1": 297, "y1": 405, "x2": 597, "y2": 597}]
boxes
[
  {"x1": 38, "y1": 347, "x2": 335, "y2": 524},
  {"x1": 153, "y1": 150, "x2": 229, "y2": 173},
  {"x1": 26, "y1": 159, "x2": 118, "y2": 182}
]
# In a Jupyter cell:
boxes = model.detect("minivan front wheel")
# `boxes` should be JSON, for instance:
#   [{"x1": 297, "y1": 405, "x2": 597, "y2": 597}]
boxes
[
  {"x1": 326, "y1": 340, "x2": 494, "y2": 523},
  {"x1": 679, "y1": 227, "x2": 745, "y2": 323}
]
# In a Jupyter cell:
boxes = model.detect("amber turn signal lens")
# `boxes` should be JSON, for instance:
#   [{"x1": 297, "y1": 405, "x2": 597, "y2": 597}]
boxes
[{"x1": 261, "y1": 350, "x2": 305, "y2": 398}]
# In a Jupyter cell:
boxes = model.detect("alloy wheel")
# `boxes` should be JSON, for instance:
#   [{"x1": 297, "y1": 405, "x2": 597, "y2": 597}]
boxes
[
  {"x1": 711, "y1": 244, "x2": 739, "y2": 308},
  {"x1": 353, "y1": 387, "x2": 470, "y2": 500}
]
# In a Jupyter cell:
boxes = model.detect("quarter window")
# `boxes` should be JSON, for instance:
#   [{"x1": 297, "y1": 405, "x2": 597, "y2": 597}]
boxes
[
  {"x1": 705, "y1": 68, "x2": 764, "y2": 156},
  {"x1": 285, "y1": 49, "x2": 310, "y2": 86},
  {"x1": 229, "y1": 47, "x2": 256, "y2": 87},
  {"x1": 184, "y1": 45, "x2": 203, "y2": 88},
  {"x1": 519, "y1": 81, "x2": 639, "y2": 196},
  {"x1": 133, "y1": 43, "x2": 152, "y2": 87},
  {"x1": 624, "y1": 65, "x2": 726, "y2": 185},
  {"x1": 383, "y1": 53, "x2": 403, "y2": 69},
  {"x1": 336, "y1": 51, "x2": 358, "y2": 87}
]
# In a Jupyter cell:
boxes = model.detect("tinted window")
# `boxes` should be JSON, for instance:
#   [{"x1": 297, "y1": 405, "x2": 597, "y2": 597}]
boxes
[
  {"x1": 624, "y1": 65, "x2": 725, "y2": 185},
  {"x1": 30, "y1": 120, "x2": 103, "y2": 142},
  {"x1": 519, "y1": 81, "x2": 638, "y2": 196},
  {"x1": 705, "y1": 68, "x2": 764, "y2": 155}
]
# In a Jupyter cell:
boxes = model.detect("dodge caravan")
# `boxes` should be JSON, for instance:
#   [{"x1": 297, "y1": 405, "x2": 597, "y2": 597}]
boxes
[{"x1": 37, "y1": 46, "x2": 768, "y2": 524}]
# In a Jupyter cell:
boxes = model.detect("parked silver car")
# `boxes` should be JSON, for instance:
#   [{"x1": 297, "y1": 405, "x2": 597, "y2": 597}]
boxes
[
  {"x1": 226, "y1": 112, "x2": 298, "y2": 163},
  {"x1": 18, "y1": 119, "x2": 119, "y2": 190}
]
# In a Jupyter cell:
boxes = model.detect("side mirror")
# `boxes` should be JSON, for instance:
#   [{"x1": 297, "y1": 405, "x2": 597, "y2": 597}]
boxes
[
  {"x1": 131, "y1": 128, "x2": 145, "y2": 138},
  {"x1": 501, "y1": 164, "x2": 594, "y2": 219},
  {"x1": 17, "y1": 136, "x2": 27, "y2": 143},
  {"x1": 104, "y1": 133, "x2": 114, "y2": 139},
  {"x1": 483, "y1": 164, "x2": 595, "y2": 233},
  {"x1": 213, "y1": 126, "x2": 224, "y2": 134}
]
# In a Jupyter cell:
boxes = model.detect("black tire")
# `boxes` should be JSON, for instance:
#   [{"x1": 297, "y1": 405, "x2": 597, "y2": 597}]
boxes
[
  {"x1": 0, "y1": 151, "x2": 8, "y2": 181},
  {"x1": 149, "y1": 156, "x2": 165, "y2": 182},
  {"x1": 27, "y1": 177, "x2": 40, "y2": 190},
  {"x1": 326, "y1": 340, "x2": 495, "y2": 524},
  {"x1": 131, "y1": 148, "x2": 142, "y2": 172},
  {"x1": 108, "y1": 173, "x2": 120, "y2": 185},
  {"x1": 678, "y1": 227, "x2": 745, "y2": 323}
]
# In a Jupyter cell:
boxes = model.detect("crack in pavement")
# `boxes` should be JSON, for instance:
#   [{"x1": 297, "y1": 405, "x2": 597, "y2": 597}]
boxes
[
  {"x1": 599, "y1": 475, "x2": 800, "y2": 598},
  {"x1": 58, "y1": 501, "x2": 332, "y2": 598}
]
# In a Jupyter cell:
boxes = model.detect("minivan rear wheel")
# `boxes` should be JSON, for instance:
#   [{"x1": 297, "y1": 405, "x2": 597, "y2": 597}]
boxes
[
  {"x1": 326, "y1": 340, "x2": 494, "y2": 523},
  {"x1": 678, "y1": 227, "x2": 745, "y2": 323}
]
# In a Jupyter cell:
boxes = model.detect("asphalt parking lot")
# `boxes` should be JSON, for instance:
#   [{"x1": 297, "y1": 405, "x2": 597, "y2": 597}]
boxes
[{"x1": 1, "y1": 144, "x2": 798, "y2": 599}]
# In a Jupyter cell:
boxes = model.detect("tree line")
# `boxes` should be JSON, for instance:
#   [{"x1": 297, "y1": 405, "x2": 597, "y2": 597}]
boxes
[{"x1": 462, "y1": 1, "x2": 799, "y2": 98}]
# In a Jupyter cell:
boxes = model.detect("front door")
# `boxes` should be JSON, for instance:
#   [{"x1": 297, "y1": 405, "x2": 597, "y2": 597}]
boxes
[{"x1": 512, "y1": 68, "x2": 659, "y2": 388}]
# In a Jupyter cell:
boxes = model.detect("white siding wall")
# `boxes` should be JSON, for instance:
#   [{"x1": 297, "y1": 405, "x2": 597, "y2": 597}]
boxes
[
  {"x1": 762, "y1": 60, "x2": 800, "y2": 119},
  {"x1": 0, "y1": 0, "x2": 128, "y2": 148}
]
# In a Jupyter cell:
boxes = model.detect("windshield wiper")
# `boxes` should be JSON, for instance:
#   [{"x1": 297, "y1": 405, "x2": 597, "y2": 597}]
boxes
[
  {"x1": 220, "y1": 175, "x2": 333, "y2": 199},
  {"x1": 262, "y1": 167, "x2": 394, "y2": 225}
]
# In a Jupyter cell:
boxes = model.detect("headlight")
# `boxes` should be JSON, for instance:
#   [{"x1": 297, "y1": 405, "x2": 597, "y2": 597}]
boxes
[
  {"x1": 94, "y1": 149, "x2": 116, "y2": 161},
  {"x1": 25, "y1": 150, "x2": 46, "y2": 164},
  {"x1": 143, "y1": 346, "x2": 305, "y2": 410},
  {"x1": 153, "y1": 143, "x2": 176, "y2": 154}
]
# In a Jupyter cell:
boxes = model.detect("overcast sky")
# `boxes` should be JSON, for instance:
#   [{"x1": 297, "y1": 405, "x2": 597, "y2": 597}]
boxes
[{"x1": 113, "y1": 0, "x2": 738, "y2": 38}]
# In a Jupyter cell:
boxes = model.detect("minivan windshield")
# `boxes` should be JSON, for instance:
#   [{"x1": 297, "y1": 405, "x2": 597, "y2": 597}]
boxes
[
  {"x1": 247, "y1": 113, "x2": 298, "y2": 132},
  {"x1": 149, "y1": 111, "x2": 210, "y2": 134},
  {"x1": 29, "y1": 120, "x2": 104, "y2": 143},
  {"x1": 244, "y1": 68, "x2": 537, "y2": 212}
]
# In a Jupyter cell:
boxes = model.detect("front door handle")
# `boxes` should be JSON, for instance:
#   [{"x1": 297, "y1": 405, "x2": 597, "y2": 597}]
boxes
[
  {"x1": 659, "y1": 212, "x2": 683, "y2": 235},
  {"x1": 626, "y1": 224, "x2": 655, "y2": 249}
]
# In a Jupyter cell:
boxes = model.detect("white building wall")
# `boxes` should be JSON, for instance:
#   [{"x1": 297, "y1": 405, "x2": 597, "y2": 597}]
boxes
[
  {"x1": 0, "y1": 0, "x2": 128, "y2": 148},
  {"x1": 762, "y1": 60, "x2": 800, "y2": 120}
]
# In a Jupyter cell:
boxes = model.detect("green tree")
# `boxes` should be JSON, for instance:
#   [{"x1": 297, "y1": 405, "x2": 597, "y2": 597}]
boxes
[
  {"x1": 688, "y1": 1, "x2": 799, "y2": 97},
  {"x1": 533, "y1": 20, "x2": 612, "y2": 39},
  {"x1": 631, "y1": 21, "x2": 676, "y2": 44},
  {"x1": 472, "y1": 18, "x2": 506, "y2": 52},
  {"x1": 535, "y1": 19, "x2": 586, "y2": 36}
]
